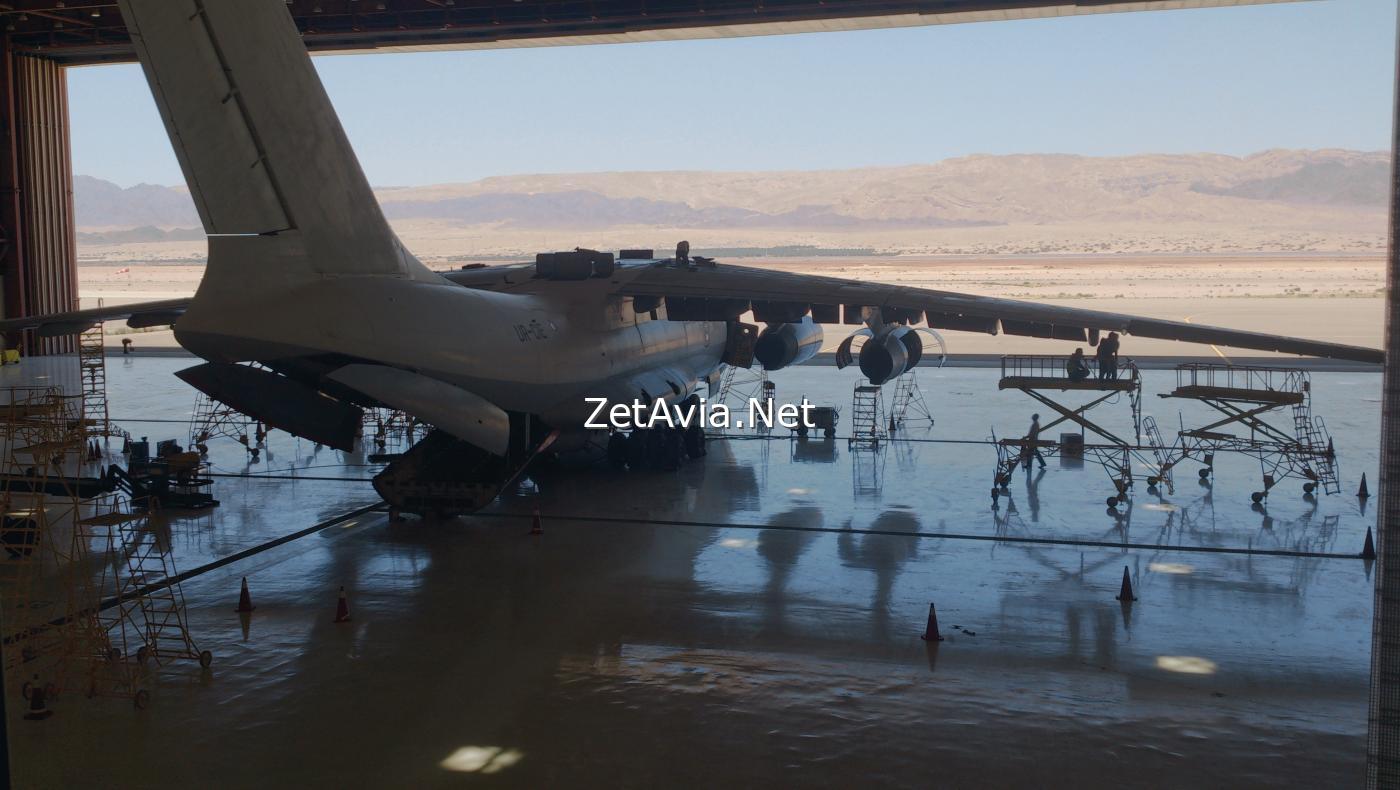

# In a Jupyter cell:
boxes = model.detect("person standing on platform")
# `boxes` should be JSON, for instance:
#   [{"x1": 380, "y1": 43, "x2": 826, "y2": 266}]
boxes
[{"x1": 1098, "y1": 332, "x2": 1121, "y2": 380}]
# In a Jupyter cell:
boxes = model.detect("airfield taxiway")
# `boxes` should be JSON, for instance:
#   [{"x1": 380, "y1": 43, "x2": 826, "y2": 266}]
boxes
[{"x1": 3, "y1": 354, "x2": 1380, "y2": 788}]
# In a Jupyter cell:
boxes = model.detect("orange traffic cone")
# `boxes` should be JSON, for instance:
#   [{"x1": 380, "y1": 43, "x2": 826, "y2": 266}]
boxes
[
  {"x1": 919, "y1": 602, "x2": 944, "y2": 642},
  {"x1": 1115, "y1": 566, "x2": 1137, "y2": 602},
  {"x1": 530, "y1": 506, "x2": 543, "y2": 536},
  {"x1": 333, "y1": 586, "x2": 352, "y2": 623},
  {"x1": 23, "y1": 674, "x2": 51, "y2": 721},
  {"x1": 1363, "y1": 527, "x2": 1378, "y2": 561},
  {"x1": 234, "y1": 577, "x2": 255, "y2": 613}
]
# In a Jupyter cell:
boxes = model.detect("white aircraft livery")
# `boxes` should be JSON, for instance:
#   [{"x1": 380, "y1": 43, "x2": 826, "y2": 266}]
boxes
[{"x1": 1, "y1": 0, "x2": 1382, "y2": 517}]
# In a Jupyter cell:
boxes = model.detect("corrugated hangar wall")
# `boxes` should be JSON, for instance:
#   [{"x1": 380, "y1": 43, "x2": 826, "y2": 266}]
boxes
[{"x1": 0, "y1": 48, "x2": 77, "y2": 356}]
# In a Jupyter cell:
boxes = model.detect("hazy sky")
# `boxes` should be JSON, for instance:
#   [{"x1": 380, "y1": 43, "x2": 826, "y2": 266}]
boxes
[{"x1": 68, "y1": 0, "x2": 1396, "y2": 188}]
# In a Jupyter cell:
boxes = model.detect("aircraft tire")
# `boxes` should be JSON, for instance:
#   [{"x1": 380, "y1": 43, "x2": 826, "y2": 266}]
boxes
[
  {"x1": 683, "y1": 425, "x2": 706, "y2": 459},
  {"x1": 607, "y1": 432, "x2": 629, "y2": 469},
  {"x1": 660, "y1": 430, "x2": 684, "y2": 472},
  {"x1": 626, "y1": 430, "x2": 650, "y2": 470},
  {"x1": 645, "y1": 430, "x2": 668, "y2": 470}
]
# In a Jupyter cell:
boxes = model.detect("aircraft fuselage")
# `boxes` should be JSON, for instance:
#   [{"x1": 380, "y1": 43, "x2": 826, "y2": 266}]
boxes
[{"x1": 174, "y1": 260, "x2": 728, "y2": 430}]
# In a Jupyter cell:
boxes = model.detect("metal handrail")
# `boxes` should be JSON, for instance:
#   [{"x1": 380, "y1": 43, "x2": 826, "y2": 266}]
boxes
[
  {"x1": 1000, "y1": 354, "x2": 1127, "y2": 381},
  {"x1": 1174, "y1": 363, "x2": 1309, "y2": 394}
]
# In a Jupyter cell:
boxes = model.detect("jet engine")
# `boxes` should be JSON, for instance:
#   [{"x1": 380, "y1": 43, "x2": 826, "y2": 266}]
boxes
[
  {"x1": 754, "y1": 316, "x2": 823, "y2": 371},
  {"x1": 854, "y1": 326, "x2": 924, "y2": 385}
]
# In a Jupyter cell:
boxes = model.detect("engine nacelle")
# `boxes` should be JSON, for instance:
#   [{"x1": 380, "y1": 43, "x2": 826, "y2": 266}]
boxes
[
  {"x1": 858, "y1": 327, "x2": 924, "y2": 384},
  {"x1": 754, "y1": 316, "x2": 823, "y2": 371}
]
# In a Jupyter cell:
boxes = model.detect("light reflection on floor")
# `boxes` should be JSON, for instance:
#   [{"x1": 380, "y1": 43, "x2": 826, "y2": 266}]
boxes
[{"x1": 1, "y1": 355, "x2": 1380, "y2": 787}]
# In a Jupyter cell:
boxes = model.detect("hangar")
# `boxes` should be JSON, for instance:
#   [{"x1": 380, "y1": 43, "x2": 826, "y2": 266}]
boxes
[{"x1": 0, "y1": 0, "x2": 1396, "y2": 786}]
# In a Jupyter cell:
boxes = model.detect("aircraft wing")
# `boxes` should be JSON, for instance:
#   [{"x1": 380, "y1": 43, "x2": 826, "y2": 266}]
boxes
[
  {"x1": 615, "y1": 262, "x2": 1383, "y2": 364},
  {"x1": 0, "y1": 298, "x2": 191, "y2": 338}
]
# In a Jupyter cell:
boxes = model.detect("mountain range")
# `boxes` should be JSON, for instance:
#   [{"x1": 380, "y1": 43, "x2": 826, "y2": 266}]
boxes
[{"x1": 73, "y1": 149, "x2": 1388, "y2": 245}]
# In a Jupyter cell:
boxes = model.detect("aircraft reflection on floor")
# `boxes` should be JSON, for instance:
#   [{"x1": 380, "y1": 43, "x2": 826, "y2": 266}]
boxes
[{"x1": 836, "y1": 510, "x2": 921, "y2": 643}]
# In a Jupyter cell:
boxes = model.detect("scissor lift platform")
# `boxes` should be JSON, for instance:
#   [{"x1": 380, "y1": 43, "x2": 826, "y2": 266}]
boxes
[
  {"x1": 1153, "y1": 363, "x2": 1339, "y2": 501},
  {"x1": 999, "y1": 377, "x2": 1139, "y2": 393},
  {"x1": 994, "y1": 355, "x2": 1147, "y2": 507}
]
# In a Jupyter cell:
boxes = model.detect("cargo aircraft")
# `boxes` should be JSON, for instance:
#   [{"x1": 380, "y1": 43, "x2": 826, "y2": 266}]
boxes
[{"x1": 0, "y1": 0, "x2": 1382, "y2": 517}]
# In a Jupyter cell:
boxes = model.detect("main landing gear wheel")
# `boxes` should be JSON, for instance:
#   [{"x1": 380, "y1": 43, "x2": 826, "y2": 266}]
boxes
[
  {"x1": 659, "y1": 430, "x2": 684, "y2": 471},
  {"x1": 1106, "y1": 496, "x2": 1120, "y2": 508},
  {"x1": 133, "y1": 689, "x2": 150, "y2": 710},
  {"x1": 626, "y1": 429, "x2": 649, "y2": 470},
  {"x1": 607, "y1": 432, "x2": 629, "y2": 469},
  {"x1": 199, "y1": 650, "x2": 213, "y2": 668},
  {"x1": 683, "y1": 425, "x2": 706, "y2": 459}
]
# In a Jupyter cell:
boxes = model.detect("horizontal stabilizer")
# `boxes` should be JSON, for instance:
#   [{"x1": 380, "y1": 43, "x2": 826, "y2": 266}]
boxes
[{"x1": 176, "y1": 362, "x2": 362, "y2": 451}]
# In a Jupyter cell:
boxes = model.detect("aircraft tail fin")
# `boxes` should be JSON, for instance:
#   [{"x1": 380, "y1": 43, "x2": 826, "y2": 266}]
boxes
[{"x1": 117, "y1": 0, "x2": 431, "y2": 280}]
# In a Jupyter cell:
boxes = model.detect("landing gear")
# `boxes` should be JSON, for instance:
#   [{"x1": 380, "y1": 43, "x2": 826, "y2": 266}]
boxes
[
  {"x1": 657, "y1": 430, "x2": 684, "y2": 471},
  {"x1": 619, "y1": 427, "x2": 702, "y2": 471},
  {"x1": 683, "y1": 425, "x2": 706, "y2": 459},
  {"x1": 607, "y1": 432, "x2": 629, "y2": 469},
  {"x1": 626, "y1": 429, "x2": 650, "y2": 470}
]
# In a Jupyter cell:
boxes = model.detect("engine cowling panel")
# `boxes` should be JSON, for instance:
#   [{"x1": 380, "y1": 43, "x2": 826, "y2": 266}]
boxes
[
  {"x1": 858, "y1": 332, "x2": 909, "y2": 384},
  {"x1": 754, "y1": 317, "x2": 823, "y2": 371},
  {"x1": 853, "y1": 326, "x2": 927, "y2": 384}
]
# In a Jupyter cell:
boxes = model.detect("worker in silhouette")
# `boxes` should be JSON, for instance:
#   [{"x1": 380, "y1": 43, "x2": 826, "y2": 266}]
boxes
[
  {"x1": 1097, "y1": 332, "x2": 1120, "y2": 381},
  {"x1": 1066, "y1": 348, "x2": 1091, "y2": 382},
  {"x1": 1023, "y1": 413, "x2": 1047, "y2": 471}
]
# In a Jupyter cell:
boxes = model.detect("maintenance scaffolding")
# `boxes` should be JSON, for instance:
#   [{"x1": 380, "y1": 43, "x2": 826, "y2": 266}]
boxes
[
  {"x1": 1147, "y1": 363, "x2": 1340, "y2": 503},
  {"x1": 714, "y1": 365, "x2": 773, "y2": 433},
  {"x1": 190, "y1": 392, "x2": 262, "y2": 458},
  {"x1": 991, "y1": 357, "x2": 1344, "y2": 508},
  {"x1": 363, "y1": 407, "x2": 420, "y2": 453},
  {"x1": 0, "y1": 387, "x2": 208, "y2": 709},
  {"x1": 992, "y1": 355, "x2": 1146, "y2": 507}
]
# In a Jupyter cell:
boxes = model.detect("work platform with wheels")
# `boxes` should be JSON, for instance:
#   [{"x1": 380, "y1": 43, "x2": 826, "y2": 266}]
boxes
[
  {"x1": 992, "y1": 354, "x2": 1147, "y2": 507},
  {"x1": 1149, "y1": 364, "x2": 1339, "y2": 503},
  {"x1": 991, "y1": 357, "x2": 1344, "y2": 509}
]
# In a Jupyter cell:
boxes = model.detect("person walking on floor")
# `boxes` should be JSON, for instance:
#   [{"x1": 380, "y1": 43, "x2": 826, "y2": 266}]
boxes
[{"x1": 1023, "y1": 413, "x2": 1047, "y2": 471}]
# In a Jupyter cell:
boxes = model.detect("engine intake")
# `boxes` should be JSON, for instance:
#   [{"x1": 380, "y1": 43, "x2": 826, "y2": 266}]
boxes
[
  {"x1": 754, "y1": 317, "x2": 823, "y2": 371},
  {"x1": 857, "y1": 326, "x2": 924, "y2": 385}
]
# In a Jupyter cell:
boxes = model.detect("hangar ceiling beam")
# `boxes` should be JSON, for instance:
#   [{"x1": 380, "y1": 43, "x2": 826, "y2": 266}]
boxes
[{"x1": 0, "y1": 0, "x2": 1291, "y2": 66}]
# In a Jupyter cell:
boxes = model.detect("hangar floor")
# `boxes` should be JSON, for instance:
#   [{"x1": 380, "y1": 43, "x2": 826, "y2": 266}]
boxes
[{"x1": 4, "y1": 355, "x2": 1379, "y2": 788}]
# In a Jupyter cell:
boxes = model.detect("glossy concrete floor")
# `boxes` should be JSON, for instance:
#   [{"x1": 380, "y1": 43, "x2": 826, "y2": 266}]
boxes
[{"x1": 1, "y1": 355, "x2": 1382, "y2": 788}]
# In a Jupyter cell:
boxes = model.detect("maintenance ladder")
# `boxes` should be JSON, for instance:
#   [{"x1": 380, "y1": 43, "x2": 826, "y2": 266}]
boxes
[
  {"x1": 850, "y1": 383, "x2": 885, "y2": 447},
  {"x1": 889, "y1": 370, "x2": 934, "y2": 428},
  {"x1": 78, "y1": 322, "x2": 110, "y2": 438}
]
